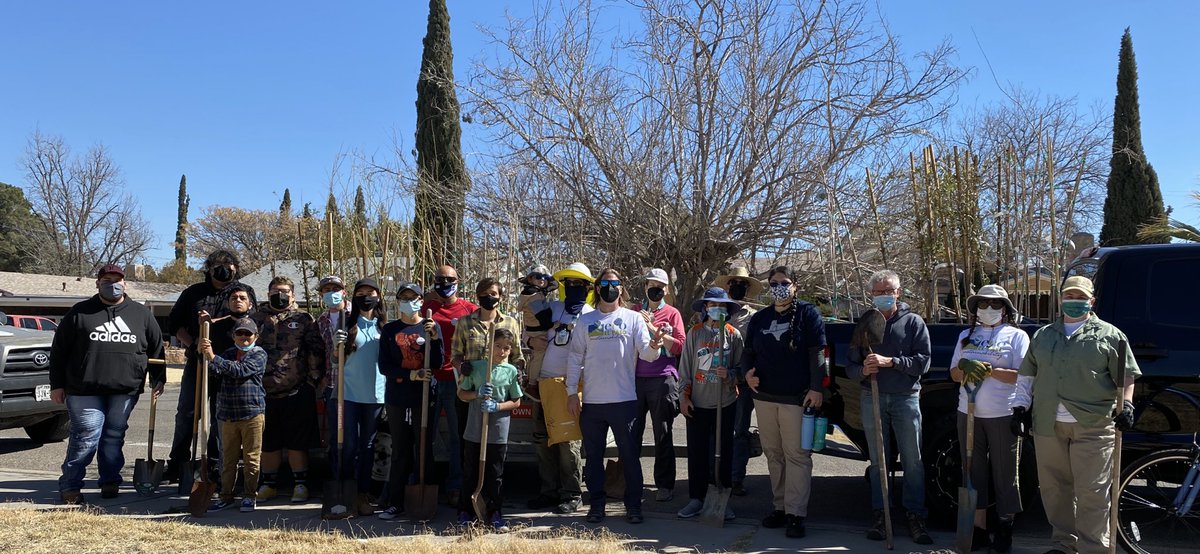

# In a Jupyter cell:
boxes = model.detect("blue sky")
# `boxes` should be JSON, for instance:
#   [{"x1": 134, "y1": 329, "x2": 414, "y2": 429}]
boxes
[{"x1": 1, "y1": 1, "x2": 1196, "y2": 267}]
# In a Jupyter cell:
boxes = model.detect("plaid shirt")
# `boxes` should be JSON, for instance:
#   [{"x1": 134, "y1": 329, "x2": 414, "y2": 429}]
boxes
[
  {"x1": 316, "y1": 309, "x2": 351, "y2": 388},
  {"x1": 210, "y1": 346, "x2": 267, "y2": 422}
]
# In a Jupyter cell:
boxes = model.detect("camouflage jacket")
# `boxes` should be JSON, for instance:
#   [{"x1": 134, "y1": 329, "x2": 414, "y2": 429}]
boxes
[{"x1": 251, "y1": 304, "x2": 326, "y2": 399}]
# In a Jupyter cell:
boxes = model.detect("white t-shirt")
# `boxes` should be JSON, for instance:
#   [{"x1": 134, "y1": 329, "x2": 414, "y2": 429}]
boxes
[
  {"x1": 537, "y1": 302, "x2": 594, "y2": 379},
  {"x1": 565, "y1": 307, "x2": 659, "y2": 404},
  {"x1": 950, "y1": 324, "x2": 1030, "y2": 419},
  {"x1": 1053, "y1": 319, "x2": 1089, "y2": 423}
]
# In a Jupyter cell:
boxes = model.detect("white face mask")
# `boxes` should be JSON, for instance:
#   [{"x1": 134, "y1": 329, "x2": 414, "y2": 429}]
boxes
[{"x1": 976, "y1": 307, "x2": 1003, "y2": 326}]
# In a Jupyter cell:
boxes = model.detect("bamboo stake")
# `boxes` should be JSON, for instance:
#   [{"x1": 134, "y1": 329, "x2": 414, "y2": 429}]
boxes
[
  {"x1": 327, "y1": 212, "x2": 335, "y2": 279},
  {"x1": 928, "y1": 146, "x2": 962, "y2": 323},
  {"x1": 865, "y1": 168, "x2": 889, "y2": 269},
  {"x1": 910, "y1": 152, "x2": 935, "y2": 320},
  {"x1": 1045, "y1": 138, "x2": 1060, "y2": 321},
  {"x1": 298, "y1": 221, "x2": 312, "y2": 311}
]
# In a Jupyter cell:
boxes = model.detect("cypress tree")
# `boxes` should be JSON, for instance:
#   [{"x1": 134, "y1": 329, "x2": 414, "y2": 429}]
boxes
[
  {"x1": 353, "y1": 185, "x2": 367, "y2": 229},
  {"x1": 174, "y1": 174, "x2": 189, "y2": 261},
  {"x1": 279, "y1": 188, "x2": 293, "y2": 219},
  {"x1": 1100, "y1": 28, "x2": 1168, "y2": 246},
  {"x1": 413, "y1": 0, "x2": 470, "y2": 278}
]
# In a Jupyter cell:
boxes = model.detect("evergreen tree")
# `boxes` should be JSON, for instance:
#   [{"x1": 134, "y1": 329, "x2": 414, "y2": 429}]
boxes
[
  {"x1": 279, "y1": 188, "x2": 293, "y2": 219},
  {"x1": 174, "y1": 174, "x2": 189, "y2": 261},
  {"x1": 413, "y1": 0, "x2": 470, "y2": 278},
  {"x1": 352, "y1": 185, "x2": 367, "y2": 229},
  {"x1": 1100, "y1": 28, "x2": 1168, "y2": 246}
]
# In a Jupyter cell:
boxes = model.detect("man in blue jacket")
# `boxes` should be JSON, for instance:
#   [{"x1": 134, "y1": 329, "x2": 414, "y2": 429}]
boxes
[{"x1": 50, "y1": 264, "x2": 165, "y2": 504}]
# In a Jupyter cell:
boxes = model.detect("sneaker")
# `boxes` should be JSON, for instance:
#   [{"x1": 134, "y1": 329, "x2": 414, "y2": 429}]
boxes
[
  {"x1": 491, "y1": 513, "x2": 510, "y2": 533},
  {"x1": 291, "y1": 484, "x2": 309, "y2": 503},
  {"x1": 240, "y1": 498, "x2": 256, "y2": 512},
  {"x1": 677, "y1": 499, "x2": 704, "y2": 518},
  {"x1": 907, "y1": 512, "x2": 933, "y2": 545},
  {"x1": 724, "y1": 507, "x2": 736, "y2": 521},
  {"x1": 100, "y1": 483, "x2": 119, "y2": 499},
  {"x1": 60, "y1": 490, "x2": 83, "y2": 505},
  {"x1": 586, "y1": 505, "x2": 605, "y2": 523},
  {"x1": 866, "y1": 509, "x2": 887, "y2": 541},
  {"x1": 555, "y1": 497, "x2": 583, "y2": 514},
  {"x1": 785, "y1": 514, "x2": 806, "y2": 538},
  {"x1": 457, "y1": 511, "x2": 473, "y2": 525},
  {"x1": 210, "y1": 499, "x2": 234, "y2": 512},
  {"x1": 256, "y1": 484, "x2": 277, "y2": 501},
  {"x1": 731, "y1": 481, "x2": 747, "y2": 496},
  {"x1": 762, "y1": 509, "x2": 786, "y2": 529},
  {"x1": 625, "y1": 507, "x2": 644, "y2": 524},
  {"x1": 527, "y1": 494, "x2": 559, "y2": 509},
  {"x1": 378, "y1": 506, "x2": 402, "y2": 520},
  {"x1": 655, "y1": 488, "x2": 673, "y2": 502}
]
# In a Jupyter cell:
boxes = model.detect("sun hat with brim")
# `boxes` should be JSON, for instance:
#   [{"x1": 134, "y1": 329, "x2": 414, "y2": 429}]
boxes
[
  {"x1": 519, "y1": 264, "x2": 554, "y2": 286},
  {"x1": 691, "y1": 286, "x2": 741, "y2": 315},
  {"x1": 553, "y1": 262, "x2": 595, "y2": 284},
  {"x1": 714, "y1": 266, "x2": 763, "y2": 299},
  {"x1": 1061, "y1": 275, "x2": 1095, "y2": 298},
  {"x1": 966, "y1": 284, "x2": 1016, "y2": 313}
]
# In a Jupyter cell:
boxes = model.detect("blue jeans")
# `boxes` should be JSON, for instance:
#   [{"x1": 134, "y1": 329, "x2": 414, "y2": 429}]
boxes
[
  {"x1": 731, "y1": 381, "x2": 755, "y2": 482},
  {"x1": 860, "y1": 389, "x2": 926, "y2": 516},
  {"x1": 580, "y1": 399, "x2": 643, "y2": 509},
  {"x1": 433, "y1": 380, "x2": 462, "y2": 490},
  {"x1": 325, "y1": 396, "x2": 381, "y2": 490},
  {"x1": 59, "y1": 394, "x2": 138, "y2": 492}
]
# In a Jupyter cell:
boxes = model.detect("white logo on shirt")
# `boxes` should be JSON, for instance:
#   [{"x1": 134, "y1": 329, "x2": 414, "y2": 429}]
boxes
[
  {"x1": 89, "y1": 316, "x2": 138, "y2": 343},
  {"x1": 761, "y1": 320, "x2": 789, "y2": 340}
]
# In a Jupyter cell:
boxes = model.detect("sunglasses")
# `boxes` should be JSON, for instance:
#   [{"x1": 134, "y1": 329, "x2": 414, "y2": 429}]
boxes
[
  {"x1": 528, "y1": 273, "x2": 552, "y2": 281},
  {"x1": 434, "y1": 276, "x2": 458, "y2": 283},
  {"x1": 563, "y1": 279, "x2": 589, "y2": 287},
  {"x1": 234, "y1": 331, "x2": 254, "y2": 337},
  {"x1": 980, "y1": 299, "x2": 1007, "y2": 309},
  {"x1": 598, "y1": 279, "x2": 621, "y2": 287}
]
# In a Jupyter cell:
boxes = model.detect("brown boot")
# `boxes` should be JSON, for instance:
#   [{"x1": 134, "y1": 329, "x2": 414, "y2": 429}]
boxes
[{"x1": 356, "y1": 493, "x2": 374, "y2": 516}]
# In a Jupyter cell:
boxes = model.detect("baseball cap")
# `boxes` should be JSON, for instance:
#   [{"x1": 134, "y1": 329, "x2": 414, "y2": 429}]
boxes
[
  {"x1": 643, "y1": 268, "x2": 669, "y2": 286},
  {"x1": 395, "y1": 282, "x2": 424, "y2": 298},
  {"x1": 96, "y1": 263, "x2": 125, "y2": 279},
  {"x1": 232, "y1": 317, "x2": 258, "y2": 335},
  {"x1": 1061, "y1": 276, "x2": 1094, "y2": 298},
  {"x1": 318, "y1": 276, "x2": 345, "y2": 291}
]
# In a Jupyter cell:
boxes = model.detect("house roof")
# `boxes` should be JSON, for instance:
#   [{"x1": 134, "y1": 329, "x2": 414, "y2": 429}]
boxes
[
  {"x1": 240, "y1": 258, "x2": 412, "y2": 305},
  {"x1": 0, "y1": 271, "x2": 186, "y2": 302}
]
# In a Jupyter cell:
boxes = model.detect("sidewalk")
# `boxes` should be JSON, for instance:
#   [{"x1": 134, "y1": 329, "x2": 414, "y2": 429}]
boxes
[{"x1": 0, "y1": 468, "x2": 1048, "y2": 553}]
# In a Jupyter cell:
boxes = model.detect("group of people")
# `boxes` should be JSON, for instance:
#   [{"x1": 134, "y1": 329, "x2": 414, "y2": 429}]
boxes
[{"x1": 45, "y1": 250, "x2": 1139, "y2": 552}]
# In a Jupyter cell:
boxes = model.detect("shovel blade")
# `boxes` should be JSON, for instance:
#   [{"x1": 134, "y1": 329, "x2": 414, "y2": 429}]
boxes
[
  {"x1": 405, "y1": 484, "x2": 439, "y2": 521},
  {"x1": 698, "y1": 484, "x2": 731, "y2": 527},
  {"x1": 321, "y1": 478, "x2": 357, "y2": 520},
  {"x1": 188, "y1": 480, "x2": 216, "y2": 517},
  {"x1": 956, "y1": 486, "x2": 978, "y2": 553},
  {"x1": 471, "y1": 490, "x2": 489, "y2": 522},
  {"x1": 177, "y1": 460, "x2": 196, "y2": 495},
  {"x1": 134, "y1": 458, "x2": 164, "y2": 495},
  {"x1": 603, "y1": 459, "x2": 625, "y2": 500}
]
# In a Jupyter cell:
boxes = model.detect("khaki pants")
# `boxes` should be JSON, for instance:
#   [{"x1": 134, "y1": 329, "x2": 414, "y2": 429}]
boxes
[
  {"x1": 1033, "y1": 420, "x2": 1115, "y2": 554},
  {"x1": 754, "y1": 399, "x2": 813, "y2": 516},
  {"x1": 220, "y1": 414, "x2": 265, "y2": 501}
]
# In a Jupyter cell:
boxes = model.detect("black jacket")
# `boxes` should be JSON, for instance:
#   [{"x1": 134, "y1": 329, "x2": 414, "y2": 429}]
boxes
[
  {"x1": 168, "y1": 278, "x2": 256, "y2": 364},
  {"x1": 49, "y1": 295, "x2": 165, "y2": 395}
]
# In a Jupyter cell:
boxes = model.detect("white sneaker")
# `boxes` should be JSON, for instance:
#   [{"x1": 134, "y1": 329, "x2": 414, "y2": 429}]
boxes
[
  {"x1": 378, "y1": 506, "x2": 401, "y2": 520},
  {"x1": 677, "y1": 499, "x2": 704, "y2": 518}
]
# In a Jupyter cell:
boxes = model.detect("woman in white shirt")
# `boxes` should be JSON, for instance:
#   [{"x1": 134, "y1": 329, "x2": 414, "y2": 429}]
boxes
[{"x1": 948, "y1": 285, "x2": 1029, "y2": 553}]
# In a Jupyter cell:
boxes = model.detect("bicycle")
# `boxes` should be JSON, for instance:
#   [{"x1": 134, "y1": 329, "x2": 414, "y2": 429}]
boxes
[{"x1": 1116, "y1": 435, "x2": 1200, "y2": 553}]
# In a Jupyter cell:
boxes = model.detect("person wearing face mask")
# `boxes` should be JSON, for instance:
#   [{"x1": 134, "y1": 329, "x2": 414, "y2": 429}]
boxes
[
  {"x1": 330, "y1": 278, "x2": 389, "y2": 516},
  {"x1": 423, "y1": 265, "x2": 477, "y2": 506},
  {"x1": 1012, "y1": 276, "x2": 1140, "y2": 554},
  {"x1": 947, "y1": 285, "x2": 1029, "y2": 552},
  {"x1": 524, "y1": 262, "x2": 594, "y2": 514},
  {"x1": 742, "y1": 266, "x2": 827, "y2": 539},
  {"x1": 248, "y1": 276, "x2": 326, "y2": 504},
  {"x1": 565, "y1": 268, "x2": 665, "y2": 525},
  {"x1": 846, "y1": 269, "x2": 933, "y2": 544},
  {"x1": 376, "y1": 282, "x2": 442, "y2": 520},
  {"x1": 675, "y1": 287, "x2": 744, "y2": 520},
  {"x1": 630, "y1": 268, "x2": 686, "y2": 502},
  {"x1": 165, "y1": 249, "x2": 257, "y2": 483},
  {"x1": 450, "y1": 278, "x2": 524, "y2": 393},
  {"x1": 714, "y1": 266, "x2": 763, "y2": 496},
  {"x1": 200, "y1": 317, "x2": 267, "y2": 513},
  {"x1": 50, "y1": 264, "x2": 165, "y2": 504}
]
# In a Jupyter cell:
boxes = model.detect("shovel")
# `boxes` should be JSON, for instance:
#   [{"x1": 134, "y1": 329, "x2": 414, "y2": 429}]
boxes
[
  {"x1": 956, "y1": 383, "x2": 980, "y2": 554},
  {"x1": 1110, "y1": 340, "x2": 1128, "y2": 554},
  {"x1": 322, "y1": 312, "x2": 356, "y2": 519},
  {"x1": 134, "y1": 362, "x2": 167, "y2": 495},
  {"x1": 405, "y1": 309, "x2": 439, "y2": 521},
  {"x1": 188, "y1": 322, "x2": 218, "y2": 516},
  {"x1": 470, "y1": 322, "x2": 497, "y2": 521},
  {"x1": 699, "y1": 314, "x2": 732, "y2": 527},
  {"x1": 178, "y1": 354, "x2": 204, "y2": 495},
  {"x1": 853, "y1": 308, "x2": 892, "y2": 549}
]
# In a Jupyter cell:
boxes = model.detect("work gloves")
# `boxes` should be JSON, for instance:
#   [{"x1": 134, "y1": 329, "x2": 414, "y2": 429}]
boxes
[
  {"x1": 1010, "y1": 406, "x2": 1032, "y2": 438},
  {"x1": 1114, "y1": 399, "x2": 1136, "y2": 431},
  {"x1": 958, "y1": 359, "x2": 992, "y2": 386},
  {"x1": 333, "y1": 329, "x2": 348, "y2": 345},
  {"x1": 481, "y1": 398, "x2": 499, "y2": 413},
  {"x1": 479, "y1": 383, "x2": 495, "y2": 399}
]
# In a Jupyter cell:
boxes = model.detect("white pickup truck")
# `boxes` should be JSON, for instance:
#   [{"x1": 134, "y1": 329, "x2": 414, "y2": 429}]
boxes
[{"x1": 0, "y1": 323, "x2": 69, "y2": 442}]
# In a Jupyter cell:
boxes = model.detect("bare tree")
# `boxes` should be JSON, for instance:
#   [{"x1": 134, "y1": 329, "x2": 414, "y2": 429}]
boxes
[
  {"x1": 21, "y1": 131, "x2": 155, "y2": 275},
  {"x1": 463, "y1": 0, "x2": 963, "y2": 305}
]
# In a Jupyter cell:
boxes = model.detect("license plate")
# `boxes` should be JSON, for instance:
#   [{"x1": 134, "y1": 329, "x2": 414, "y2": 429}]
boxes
[{"x1": 35, "y1": 384, "x2": 51, "y2": 401}]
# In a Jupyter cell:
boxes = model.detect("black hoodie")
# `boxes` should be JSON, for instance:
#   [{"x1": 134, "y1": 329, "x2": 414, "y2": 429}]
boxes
[{"x1": 49, "y1": 295, "x2": 165, "y2": 395}]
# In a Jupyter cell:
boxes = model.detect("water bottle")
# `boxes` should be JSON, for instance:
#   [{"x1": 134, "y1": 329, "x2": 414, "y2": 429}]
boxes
[
  {"x1": 813, "y1": 412, "x2": 828, "y2": 452},
  {"x1": 801, "y1": 407, "x2": 816, "y2": 450}
]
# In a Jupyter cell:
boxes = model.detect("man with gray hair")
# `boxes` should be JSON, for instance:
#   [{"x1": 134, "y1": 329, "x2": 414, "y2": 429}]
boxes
[{"x1": 846, "y1": 270, "x2": 933, "y2": 545}]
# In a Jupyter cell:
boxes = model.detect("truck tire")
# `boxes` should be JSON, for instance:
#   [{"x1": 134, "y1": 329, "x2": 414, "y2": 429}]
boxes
[
  {"x1": 924, "y1": 412, "x2": 1040, "y2": 522},
  {"x1": 25, "y1": 413, "x2": 70, "y2": 443}
]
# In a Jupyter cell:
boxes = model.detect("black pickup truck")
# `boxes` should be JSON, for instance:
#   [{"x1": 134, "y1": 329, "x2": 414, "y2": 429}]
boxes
[{"x1": 821, "y1": 243, "x2": 1200, "y2": 519}]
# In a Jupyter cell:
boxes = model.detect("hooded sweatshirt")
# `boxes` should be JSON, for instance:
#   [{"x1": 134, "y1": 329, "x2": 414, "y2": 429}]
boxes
[
  {"x1": 845, "y1": 302, "x2": 931, "y2": 394},
  {"x1": 677, "y1": 322, "x2": 743, "y2": 409},
  {"x1": 741, "y1": 301, "x2": 827, "y2": 404},
  {"x1": 49, "y1": 295, "x2": 165, "y2": 395}
]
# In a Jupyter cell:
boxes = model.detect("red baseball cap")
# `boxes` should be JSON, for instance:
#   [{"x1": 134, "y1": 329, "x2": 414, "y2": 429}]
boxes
[{"x1": 96, "y1": 263, "x2": 125, "y2": 278}]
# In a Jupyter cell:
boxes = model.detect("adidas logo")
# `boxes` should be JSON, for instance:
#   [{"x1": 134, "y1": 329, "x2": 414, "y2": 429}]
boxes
[{"x1": 89, "y1": 316, "x2": 138, "y2": 343}]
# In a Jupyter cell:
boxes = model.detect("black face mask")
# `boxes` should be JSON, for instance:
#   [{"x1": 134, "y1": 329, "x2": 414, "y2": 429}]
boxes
[
  {"x1": 479, "y1": 296, "x2": 500, "y2": 310},
  {"x1": 598, "y1": 284, "x2": 621, "y2": 304},
  {"x1": 269, "y1": 291, "x2": 290, "y2": 310},
  {"x1": 353, "y1": 295, "x2": 380, "y2": 313},
  {"x1": 728, "y1": 282, "x2": 748, "y2": 301},
  {"x1": 211, "y1": 265, "x2": 234, "y2": 282},
  {"x1": 564, "y1": 285, "x2": 588, "y2": 311},
  {"x1": 646, "y1": 287, "x2": 665, "y2": 303}
]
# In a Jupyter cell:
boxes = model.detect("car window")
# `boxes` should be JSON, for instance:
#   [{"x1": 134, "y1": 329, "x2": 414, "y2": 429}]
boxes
[
  {"x1": 20, "y1": 318, "x2": 38, "y2": 329},
  {"x1": 42, "y1": 319, "x2": 58, "y2": 331},
  {"x1": 1148, "y1": 258, "x2": 1200, "y2": 329}
]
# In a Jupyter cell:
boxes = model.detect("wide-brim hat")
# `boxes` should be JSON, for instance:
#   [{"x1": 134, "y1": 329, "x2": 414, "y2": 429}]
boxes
[
  {"x1": 966, "y1": 284, "x2": 1016, "y2": 313},
  {"x1": 691, "y1": 286, "x2": 741, "y2": 314},
  {"x1": 553, "y1": 262, "x2": 594, "y2": 283},
  {"x1": 519, "y1": 264, "x2": 554, "y2": 286},
  {"x1": 714, "y1": 266, "x2": 763, "y2": 299}
]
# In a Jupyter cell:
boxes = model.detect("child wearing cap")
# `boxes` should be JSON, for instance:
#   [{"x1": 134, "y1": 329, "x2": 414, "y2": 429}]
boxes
[{"x1": 200, "y1": 317, "x2": 267, "y2": 513}]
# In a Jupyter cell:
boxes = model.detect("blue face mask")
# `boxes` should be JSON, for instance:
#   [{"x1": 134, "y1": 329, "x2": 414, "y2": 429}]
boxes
[
  {"x1": 322, "y1": 291, "x2": 343, "y2": 309},
  {"x1": 1061, "y1": 299, "x2": 1092, "y2": 318},
  {"x1": 236, "y1": 342, "x2": 256, "y2": 352},
  {"x1": 706, "y1": 306, "x2": 727, "y2": 321},
  {"x1": 872, "y1": 294, "x2": 896, "y2": 311},
  {"x1": 398, "y1": 299, "x2": 422, "y2": 316}
]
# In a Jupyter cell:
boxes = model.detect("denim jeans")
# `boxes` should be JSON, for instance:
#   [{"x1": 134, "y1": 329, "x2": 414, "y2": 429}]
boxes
[
  {"x1": 860, "y1": 389, "x2": 926, "y2": 516},
  {"x1": 59, "y1": 393, "x2": 139, "y2": 492},
  {"x1": 325, "y1": 396, "x2": 381, "y2": 490},
  {"x1": 730, "y1": 381, "x2": 755, "y2": 482},
  {"x1": 167, "y1": 362, "x2": 221, "y2": 469},
  {"x1": 433, "y1": 380, "x2": 463, "y2": 490}
]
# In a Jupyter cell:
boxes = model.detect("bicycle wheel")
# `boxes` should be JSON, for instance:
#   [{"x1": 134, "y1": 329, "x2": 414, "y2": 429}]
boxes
[{"x1": 1118, "y1": 447, "x2": 1200, "y2": 553}]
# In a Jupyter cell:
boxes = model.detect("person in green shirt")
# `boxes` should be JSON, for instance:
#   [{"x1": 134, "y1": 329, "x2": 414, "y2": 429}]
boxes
[{"x1": 1012, "y1": 276, "x2": 1139, "y2": 554}]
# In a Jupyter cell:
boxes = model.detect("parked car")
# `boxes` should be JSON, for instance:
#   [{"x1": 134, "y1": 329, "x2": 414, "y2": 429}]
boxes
[
  {"x1": 6, "y1": 315, "x2": 59, "y2": 332},
  {"x1": 0, "y1": 324, "x2": 70, "y2": 442},
  {"x1": 821, "y1": 243, "x2": 1200, "y2": 519}
]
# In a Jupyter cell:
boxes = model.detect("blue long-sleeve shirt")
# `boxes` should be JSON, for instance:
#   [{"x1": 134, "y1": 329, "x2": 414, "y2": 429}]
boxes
[
  {"x1": 210, "y1": 346, "x2": 267, "y2": 422},
  {"x1": 845, "y1": 303, "x2": 931, "y2": 394}
]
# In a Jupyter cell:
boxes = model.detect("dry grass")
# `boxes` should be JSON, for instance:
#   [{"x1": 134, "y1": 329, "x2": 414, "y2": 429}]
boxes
[{"x1": 0, "y1": 504, "x2": 640, "y2": 554}]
